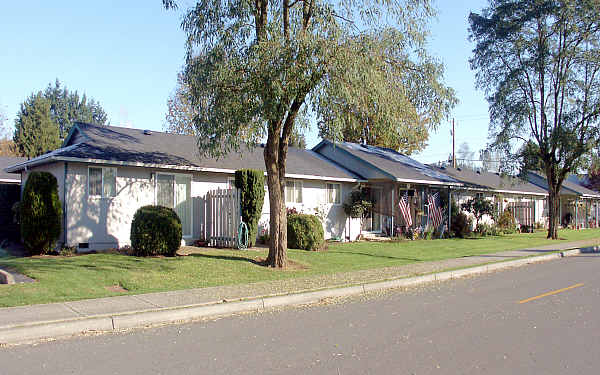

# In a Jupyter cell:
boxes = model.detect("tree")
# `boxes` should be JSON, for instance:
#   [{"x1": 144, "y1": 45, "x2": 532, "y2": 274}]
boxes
[
  {"x1": 164, "y1": 0, "x2": 441, "y2": 267},
  {"x1": 479, "y1": 147, "x2": 503, "y2": 173},
  {"x1": 457, "y1": 142, "x2": 475, "y2": 170},
  {"x1": 585, "y1": 159, "x2": 600, "y2": 192},
  {"x1": 0, "y1": 106, "x2": 19, "y2": 156},
  {"x1": 319, "y1": 53, "x2": 456, "y2": 154},
  {"x1": 469, "y1": 0, "x2": 600, "y2": 239},
  {"x1": 461, "y1": 196, "x2": 494, "y2": 228},
  {"x1": 43, "y1": 79, "x2": 108, "y2": 138},
  {"x1": 165, "y1": 72, "x2": 308, "y2": 150},
  {"x1": 13, "y1": 94, "x2": 61, "y2": 158}
]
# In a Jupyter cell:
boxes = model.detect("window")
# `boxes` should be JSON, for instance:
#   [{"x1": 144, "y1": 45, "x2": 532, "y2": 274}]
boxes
[
  {"x1": 326, "y1": 183, "x2": 341, "y2": 205},
  {"x1": 156, "y1": 173, "x2": 192, "y2": 237},
  {"x1": 285, "y1": 180, "x2": 303, "y2": 203},
  {"x1": 88, "y1": 167, "x2": 117, "y2": 198},
  {"x1": 476, "y1": 192, "x2": 484, "y2": 199}
]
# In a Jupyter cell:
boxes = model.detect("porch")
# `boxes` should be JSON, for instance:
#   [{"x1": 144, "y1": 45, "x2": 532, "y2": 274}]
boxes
[{"x1": 360, "y1": 182, "x2": 451, "y2": 238}]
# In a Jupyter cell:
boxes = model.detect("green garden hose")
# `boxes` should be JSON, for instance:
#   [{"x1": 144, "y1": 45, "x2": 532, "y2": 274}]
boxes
[{"x1": 237, "y1": 221, "x2": 249, "y2": 249}]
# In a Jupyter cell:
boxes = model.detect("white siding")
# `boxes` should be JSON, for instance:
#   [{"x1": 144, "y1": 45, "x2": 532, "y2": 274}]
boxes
[{"x1": 27, "y1": 162, "x2": 359, "y2": 250}]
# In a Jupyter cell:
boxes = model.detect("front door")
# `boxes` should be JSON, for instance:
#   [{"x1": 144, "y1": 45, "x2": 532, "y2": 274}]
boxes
[{"x1": 362, "y1": 187, "x2": 382, "y2": 233}]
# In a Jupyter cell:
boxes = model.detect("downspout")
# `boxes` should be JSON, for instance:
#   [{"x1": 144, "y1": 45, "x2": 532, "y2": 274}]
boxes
[{"x1": 63, "y1": 162, "x2": 68, "y2": 247}]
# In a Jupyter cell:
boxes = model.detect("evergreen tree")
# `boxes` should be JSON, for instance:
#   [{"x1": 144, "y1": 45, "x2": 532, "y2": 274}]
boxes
[
  {"x1": 44, "y1": 79, "x2": 108, "y2": 138},
  {"x1": 13, "y1": 94, "x2": 61, "y2": 158}
]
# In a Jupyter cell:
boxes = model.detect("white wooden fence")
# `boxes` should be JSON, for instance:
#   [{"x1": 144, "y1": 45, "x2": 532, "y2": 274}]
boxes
[{"x1": 206, "y1": 187, "x2": 241, "y2": 248}]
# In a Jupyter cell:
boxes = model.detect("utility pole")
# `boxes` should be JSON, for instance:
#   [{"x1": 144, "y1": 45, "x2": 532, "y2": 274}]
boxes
[{"x1": 452, "y1": 118, "x2": 456, "y2": 168}]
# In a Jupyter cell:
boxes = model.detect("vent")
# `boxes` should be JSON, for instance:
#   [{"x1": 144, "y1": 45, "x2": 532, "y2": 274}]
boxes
[
  {"x1": 476, "y1": 170, "x2": 481, "y2": 174},
  {"x1": 78, "y1": 243, "x2": 89, "y2": 249},
  {"x1": 143, "y1": 129, "x2": 152, "y2": 135}
]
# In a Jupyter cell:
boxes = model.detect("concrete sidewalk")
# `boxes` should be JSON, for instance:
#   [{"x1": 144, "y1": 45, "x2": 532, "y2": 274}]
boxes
[{"x1": 0, "y1": 239, "x2": 598, "y2": 345}]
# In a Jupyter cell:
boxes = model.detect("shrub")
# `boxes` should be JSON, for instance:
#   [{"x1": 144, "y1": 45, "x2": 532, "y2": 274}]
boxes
[
  {"x1": 287, "y1": 214, "x2": 324, "y2": 251},
  {"x1": 343, "y1": 188, "x2": 372, "y2": 218},
  {"x1": 461, "y1": 196, "x2": 495, "y2": 227},
  {"x1": 451, "y1": 212, "x2": 473, "y2": 238},
  {"x1": 497, "y1": 209, "x2": 517, "y2": 234},
  {"x1": 131, "y1": 205, "x2": 182, "y2": 256},
  {"x1": 235, "y1": 169, "x2": 265, "y2": 247},
  {"x1": 476, "y1": 222, "x2": 498, "y2": 237},
  {"x1": 21, "y1": 171, "x2": 62, "y2": 255}
]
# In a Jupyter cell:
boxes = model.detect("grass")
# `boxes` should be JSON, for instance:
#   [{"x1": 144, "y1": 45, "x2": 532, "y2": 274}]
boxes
[{"x1": 0, "y1": 229, "x2": 599, "y2": 307}]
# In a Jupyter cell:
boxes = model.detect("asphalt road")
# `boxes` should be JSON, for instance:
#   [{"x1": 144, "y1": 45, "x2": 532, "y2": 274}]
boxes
[{"x1": 2, "y1": 254, "x2": 600, "y2": 375}]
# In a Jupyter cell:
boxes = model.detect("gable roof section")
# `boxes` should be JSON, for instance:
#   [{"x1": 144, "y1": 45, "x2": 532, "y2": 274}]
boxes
[
  {"x1": 5, "y1": 122, "x2": 362, "y2": 182},
  {"x1": 313, "y1": 140, "x2": 460, "y2": 186},
  {"x1": 430, "y1": 165, "x2": 548, "y2": 196},
  {"x1": 528, "y1": 171, "x2": 600, "y2": 198},
  {"x1": 0, "y1": 156, "x2": 27, "y2": 183}
]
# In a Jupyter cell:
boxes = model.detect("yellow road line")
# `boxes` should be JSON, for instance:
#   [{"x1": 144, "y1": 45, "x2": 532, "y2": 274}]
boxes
[{"x1": 518, "y1": 283, "x2": 584, "y2": 304}]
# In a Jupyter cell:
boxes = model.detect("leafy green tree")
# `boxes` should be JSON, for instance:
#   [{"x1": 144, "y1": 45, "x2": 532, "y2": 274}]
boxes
[
  {"x1": 44, "y1": 79, "x2": 108, "y2": 138},
  {"x1": 13, "y1": 94, "x2": 61, "y2": 157},
  {"x1": 469, "y1": 0, "x2": 600, "y2": 239},
  {"x1": 164, "y1": 0, "x2": 443, "y2": 267},
  {"x1": 165, "y1": 72, "x2": 308, "y2": 150},
  {"x1": 461, "y1": 196, "x2": 494, "y2": 228},
  {"x1": 319, "y1": 44, "x2": 456, "y2": 154}
]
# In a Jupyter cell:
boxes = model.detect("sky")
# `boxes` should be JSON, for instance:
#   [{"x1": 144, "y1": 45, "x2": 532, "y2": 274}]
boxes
[{"x1": 1, "y1": 0, "x2": 489, "y2": 165}]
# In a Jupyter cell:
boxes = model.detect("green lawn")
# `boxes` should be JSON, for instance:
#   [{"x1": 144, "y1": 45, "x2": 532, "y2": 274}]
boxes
[{"x1": 0, "y1": 229, "x2": 599, "y2": 307}]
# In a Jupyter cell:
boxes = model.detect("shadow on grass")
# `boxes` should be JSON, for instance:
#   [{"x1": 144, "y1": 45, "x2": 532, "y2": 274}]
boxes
[
  {"x1": 188, "y1": 253, "x2": 264, "y2": 266},
  {"x1": 325, "y1": 250, "x2": 421, "y2": 262}
]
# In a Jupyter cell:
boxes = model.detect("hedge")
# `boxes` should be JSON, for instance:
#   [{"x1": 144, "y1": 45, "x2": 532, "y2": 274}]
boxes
[
  {"x1": 130, "y1": 205, "x2": 182, "y2": 256},
  {"x1": 287, "y1": 214, "x2": 324, "y2": 251},
  {"x1": 235, "y1": 169, "x2": 265, "y2": 247},
  {"x1": 21, "y1": 171, "x2": 62, "y2": 255}
]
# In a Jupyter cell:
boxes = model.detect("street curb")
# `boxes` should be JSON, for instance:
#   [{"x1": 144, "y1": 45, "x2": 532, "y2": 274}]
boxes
[{"x1": 0, "y1": 247, "x2": 587, "y2": 345}]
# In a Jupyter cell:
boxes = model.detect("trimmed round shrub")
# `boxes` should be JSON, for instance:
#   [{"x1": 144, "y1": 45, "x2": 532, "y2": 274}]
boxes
[
  {"x1": 130, "y1": 205, "x2": 182, "y2": 256},
  {"x1": 21, "y1": 171, "x2": 62, "y2": 255},
  {"x1": 287, "y1": 214, "x2": 324, "y2": 251}
]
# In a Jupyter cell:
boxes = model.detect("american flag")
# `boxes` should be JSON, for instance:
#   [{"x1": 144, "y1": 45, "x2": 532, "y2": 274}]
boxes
[
  {"x1": 427, "y1": 192, "x2": 443, "y2": 228},
  {"x1": 398, "y1": 192, "x2": 412, "y2": 226}
]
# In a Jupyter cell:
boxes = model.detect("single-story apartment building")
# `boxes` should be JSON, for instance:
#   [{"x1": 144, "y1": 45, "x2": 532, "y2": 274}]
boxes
[
  {"x1": 527, "y1": 171, "x2": 600, "y2": 229},
  {"x1": 312, "y1": 140, "x2": 463, "y2": 237},
  {"x1": 5, "y1": 123, "x2": 365, "y2": 251},
  {"x1": 429, "y1": 165, "x2": 549, "y2": 229}
]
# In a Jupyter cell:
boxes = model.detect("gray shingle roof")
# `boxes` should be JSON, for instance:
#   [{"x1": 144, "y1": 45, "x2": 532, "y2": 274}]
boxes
[
  {"x1": 430, "y1": 165, "x2": 548, "y2": 195},
  {"x1": 315, "y1": 140, "x2": 459, "y2": 185},
  {"x1": 0, "y1": 156, "x2": 27, "y2": 182},
  {"x1": 528, "y1": 171, "x2": 600, "y2": 198},
  {"x1": 6, "y1": 122, "x2": 361, "y2": 181}
]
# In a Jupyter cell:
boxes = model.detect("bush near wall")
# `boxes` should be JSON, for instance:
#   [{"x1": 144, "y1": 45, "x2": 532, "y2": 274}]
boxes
[
  {"x1": 21, "y1": 171, "x2": 62, "y2": 255},
  {"x1": 497, "y1": 209, "x2": 517, "y2": 234},
  {"x1": 130, "y1": 205, "x2": 182, "y2": 256},
  {"x1": 287, "y1": 214, "x2": 324, "y2": 251},
  {"x1": 235, "y1": 169, "x2": 265, "y2": 247}
]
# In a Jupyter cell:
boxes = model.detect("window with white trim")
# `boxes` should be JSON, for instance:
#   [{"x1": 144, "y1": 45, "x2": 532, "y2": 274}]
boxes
[
  {"x1": 326, "y1": 183, "x2": 341, "y2": 205},
  {"x1": 88, "y1": 167, "x2": 117, "y2": 198},
  {"x1": 285, "y1": 180, "x2": 303, "y2": 203}
]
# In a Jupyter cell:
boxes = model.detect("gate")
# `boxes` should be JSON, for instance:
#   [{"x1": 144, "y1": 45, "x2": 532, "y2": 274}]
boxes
[
  {"x1": 507, "y1": 201, "x2": 534, "y2": 230},
  {"x1": 206, "y1": 187, "x2": 241, "y2": 247}
]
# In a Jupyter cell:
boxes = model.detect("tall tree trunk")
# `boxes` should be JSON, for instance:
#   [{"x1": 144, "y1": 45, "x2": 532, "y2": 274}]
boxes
[
  {"x1": 547, "y1": 187, "x2": 559, "y2": 239},
  {"x1": 264, "y1": 130, "x2": 287, "y2": 268}
]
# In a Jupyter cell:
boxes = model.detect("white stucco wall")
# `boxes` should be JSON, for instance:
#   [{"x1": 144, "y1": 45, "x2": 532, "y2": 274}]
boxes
[{"x1": 27, "y1": 162, "x2": 360, "y2": 250}]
